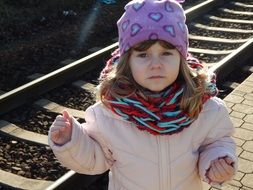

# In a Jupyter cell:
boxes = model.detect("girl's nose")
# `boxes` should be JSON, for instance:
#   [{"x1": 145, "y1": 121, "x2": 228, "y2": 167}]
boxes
[{"x1": 150, "y1": 56, "x2": 162, "y2": 68}]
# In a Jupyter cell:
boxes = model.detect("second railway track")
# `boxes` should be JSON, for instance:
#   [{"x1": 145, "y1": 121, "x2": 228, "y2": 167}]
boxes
[{"x1": 0, "y1": 0, "x2": 253, "y2": 189}]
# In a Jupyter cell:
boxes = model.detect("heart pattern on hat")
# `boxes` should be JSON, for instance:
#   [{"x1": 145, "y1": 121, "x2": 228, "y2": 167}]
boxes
[
  {"x1": 122, "y1": 20, "x2": 130, "y2": 31},
  {"x1": 132, "y1": 2, "x2": 145, "y2": 11},
  {"x1": 131, "y1": 23, "x2": 142, "y2": 36},
  {"x1": 149, "y1": 12, "x2": 163, "y2": 22},
  {"x1": 165, "y1": 2, "x2": 174, "y2": 12},
  {"x1": 124, "y1": 43, "x2": 131, "y2": 53},
  {"x1": 149, "y1": 33, "x2": 159, "y2": 40},
  {"x1": 177, "y1": 22, "x2": 185, "y2": 33},
  {"x1": 163, "y1": 25, "x2": 176, "y2": 37}
]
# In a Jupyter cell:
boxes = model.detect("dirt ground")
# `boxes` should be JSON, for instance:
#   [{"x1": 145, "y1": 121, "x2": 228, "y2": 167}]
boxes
[
  {"x1": 0, "y1": 0, "x2": 128, "y2": 90},
  {"x1": 0, "y1": 0, "x2": 199, "y2": 91}
]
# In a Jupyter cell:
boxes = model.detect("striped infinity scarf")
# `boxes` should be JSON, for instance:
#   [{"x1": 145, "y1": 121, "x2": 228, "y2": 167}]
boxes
[{"x1": 107, "y1": 82, "x2": 195, "y2": 135}]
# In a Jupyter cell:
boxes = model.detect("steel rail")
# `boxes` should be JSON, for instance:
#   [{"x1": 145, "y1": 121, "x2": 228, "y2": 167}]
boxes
[
  {"x1": 210, "y1": 38, "x2": 253, "y2": 81},
  {"x1": 0, "y1": 43, "x2": 118, "y2": 116},
  {"x1": 45, "y1": 171, "x2": 107, "y2": 190}
]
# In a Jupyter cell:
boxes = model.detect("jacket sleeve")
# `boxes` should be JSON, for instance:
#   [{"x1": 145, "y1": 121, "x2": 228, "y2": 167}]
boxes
[
  {"x1": 198, "y1": 98, "x2": 238, "y2": 187},
  {"x1": 48, "y1": 106, "x2": 114, "y2": 175}
]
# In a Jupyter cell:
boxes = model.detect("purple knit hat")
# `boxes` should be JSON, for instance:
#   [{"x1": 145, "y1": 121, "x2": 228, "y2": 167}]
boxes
[{"x1": 117, "y1": 0, "x2": 189, "y2": 58}]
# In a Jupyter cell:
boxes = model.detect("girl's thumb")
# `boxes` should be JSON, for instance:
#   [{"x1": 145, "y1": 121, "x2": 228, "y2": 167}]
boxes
[{"x1": 62, "y1": 110, "x2": 70, "y2": 120}]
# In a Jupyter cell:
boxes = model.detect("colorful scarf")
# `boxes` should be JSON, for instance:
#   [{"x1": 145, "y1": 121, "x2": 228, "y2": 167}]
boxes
[{"x1": 107, "y1": 82, "x2": 195, "y2": 135}]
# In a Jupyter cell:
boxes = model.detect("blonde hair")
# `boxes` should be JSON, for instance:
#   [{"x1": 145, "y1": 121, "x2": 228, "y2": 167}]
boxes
[{"x1": 98, "y1": 40, "x2": 207, "y2": 119}]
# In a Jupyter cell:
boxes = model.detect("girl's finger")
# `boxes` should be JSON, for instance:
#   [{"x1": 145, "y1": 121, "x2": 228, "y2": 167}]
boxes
[
  {"x1": 210, "y1": 162, "x2": 223, "y2": 180},
  {"x1": 55, "y1": 115, "x2": 65, "y2": 121},
  {"x1": 51, "y1": 124, "x2": 68, "y2": 133},
  {"x1": 214, "y1": 159, "x2": 228, "y2": 176},
  {"x1": 62, "y1": 110, "x2": 71, "y2": 121},
  {"x1": 62, "y1": 122, "x2": 72, "y2": 138},
  {"x1": 51, "y1": 130, "x2": 60, "y2": 141},
  {"x1": 53, "y1": 120, "x2": 69, "y2": 127},
  {"x1": 207, "y1": 166, "x2": 218, "y2": 182},
  {"x1": 224, "y1": 157, "x2": 234, "y2": 166},
  {"x1": 219, "y1": 162, "x2": 235, "y2": 177},
  {"x1": 52, "y1": 116, "x2": 66, "y2": 126},
  {"x1": 219, "y1": 159, "x2": 234, "y2": 174},
  {"x1": 50, "y1": 124, "x2": 63, "y2": 132}
]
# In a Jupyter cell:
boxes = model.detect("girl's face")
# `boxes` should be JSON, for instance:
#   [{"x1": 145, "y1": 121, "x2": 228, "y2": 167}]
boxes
[{"x1": 129, "y1": 42, "x2": 180, "y2": 92}]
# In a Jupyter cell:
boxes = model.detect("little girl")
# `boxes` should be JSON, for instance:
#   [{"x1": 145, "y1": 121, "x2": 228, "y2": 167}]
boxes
[{"x1": 48, "y1": 0, "x2": 237, "y2": 189}]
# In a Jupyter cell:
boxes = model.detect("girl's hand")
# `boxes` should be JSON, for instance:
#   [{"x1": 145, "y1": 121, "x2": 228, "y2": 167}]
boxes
[
  {"x1": 206, "y1": 156, "x2": 235, "y2": 184},
  {"x1": 50, "y1": 110, "x2": 72, "y2": 145}
]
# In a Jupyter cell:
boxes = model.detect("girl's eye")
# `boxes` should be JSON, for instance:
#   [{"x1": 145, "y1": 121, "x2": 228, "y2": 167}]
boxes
[
  {"x1": 137, "y1": 53, "x2": 147, "y2": 58},
  {"x1": 162, "y1": 52, "x2": 172, "y2": 56}
]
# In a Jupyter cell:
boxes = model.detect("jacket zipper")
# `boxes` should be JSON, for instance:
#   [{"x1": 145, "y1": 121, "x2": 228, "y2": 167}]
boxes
[{"x1": 157, "y1": 136, "x2": 170, "y2": 190}]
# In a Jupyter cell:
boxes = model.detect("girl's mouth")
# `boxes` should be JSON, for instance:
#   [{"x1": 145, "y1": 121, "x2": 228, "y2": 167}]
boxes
[{"x1": 149, "y1": 76, "x2": 164, "y2": 79}]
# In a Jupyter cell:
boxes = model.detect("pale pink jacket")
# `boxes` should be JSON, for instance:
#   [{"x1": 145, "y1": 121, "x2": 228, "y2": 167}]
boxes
[{"x1": 48, "y1": 97, "x2": 237, "y2": 190}]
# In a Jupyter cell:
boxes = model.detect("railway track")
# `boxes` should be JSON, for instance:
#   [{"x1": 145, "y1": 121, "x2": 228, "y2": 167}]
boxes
[
  {"x1": 0, "y1": 0, "x2": 253, "y2": 189},
  {"x1": 0, "y1": 0, "x2": 205, "y2": 94}
]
